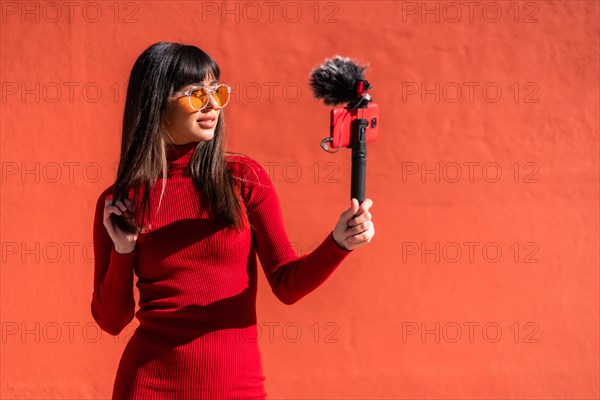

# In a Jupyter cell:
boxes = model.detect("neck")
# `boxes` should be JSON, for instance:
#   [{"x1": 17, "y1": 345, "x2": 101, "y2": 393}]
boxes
[{"x1": 166, "y1": 141, "x2": 198, "y2": 176}]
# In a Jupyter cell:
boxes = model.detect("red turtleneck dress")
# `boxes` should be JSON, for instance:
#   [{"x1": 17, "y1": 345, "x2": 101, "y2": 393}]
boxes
[{"x1": 91, "y1": 141, "x2": 353, "y2": 399}]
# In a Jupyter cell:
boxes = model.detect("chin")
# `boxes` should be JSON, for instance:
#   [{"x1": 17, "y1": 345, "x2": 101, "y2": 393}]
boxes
[{"x1": 196, "y1": 129, "x2": 216, "y2": 142}]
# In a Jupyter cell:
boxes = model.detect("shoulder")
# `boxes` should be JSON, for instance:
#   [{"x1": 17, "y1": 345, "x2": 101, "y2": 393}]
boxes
[
  {"x1": 225, "y1": 152, "x2": 263, "y2": 174},
  {"x1": 225, "y1": 153, "x2": 276, "y2": 211},
  {"x1": 225, "y1": 153, "x2": 273, "y2": 189}
]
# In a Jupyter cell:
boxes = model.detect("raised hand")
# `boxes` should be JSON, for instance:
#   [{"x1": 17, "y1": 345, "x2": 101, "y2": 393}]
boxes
[
  {"x1": 103, "y1": 198, "x2": 138, "y2": 254},
  {"x1": 332, "y1": 198, "x2": 375, "y2": 251}
]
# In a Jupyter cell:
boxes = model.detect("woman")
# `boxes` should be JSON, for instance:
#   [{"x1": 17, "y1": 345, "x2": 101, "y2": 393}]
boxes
[{"x1": 91, "y1": 41, "x2": 375, "y2": 399}]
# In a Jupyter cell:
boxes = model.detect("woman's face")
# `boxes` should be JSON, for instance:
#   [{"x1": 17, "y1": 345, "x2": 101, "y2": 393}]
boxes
[{"x1": 162, "y1": 77, "x2": 222, "y2": 144}]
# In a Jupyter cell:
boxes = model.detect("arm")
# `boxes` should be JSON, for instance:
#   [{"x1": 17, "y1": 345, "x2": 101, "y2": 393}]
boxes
[
  {"x1": 238, "y1": 158, "x2": 353, "y2": 305},
  {"x1": 90, "y1": 190, "x2": 136, "y2": 335}
]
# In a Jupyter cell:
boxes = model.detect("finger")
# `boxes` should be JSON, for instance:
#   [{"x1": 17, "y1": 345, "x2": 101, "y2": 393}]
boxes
[
  {"x1": 343, "y1": 198, "x2": 360, "y2": 219},
  {"x1": 124, "y1": 198, "x2": 135, "y2": 211},
  {"x1": 346, "y1": 219, "x2": 366, "y2": 233},
  {"x1": 346, "y1": 220, "x2": 372, "y2": 235},
  {"x1": 115, "y1": 200, "x2": 127, "y2": 212},
  {"x1": 349, "y1": 210, "x2": 372, "y2": 227},
  {"x1": 105, "y1": 198, "x2": 120, "y2": 210},
  {"x1": 351, "y1": 199, "x2": 372, "y2": 219},
  {"x1": 349, "y1": 228, "x2": 372, "y2": 243},
  {"x1": 357, "y1": 198, "x2": 373, "y2": 213},
  {"x1": 106, "y1": 206, "x2": 123, "y2": 216},
  {"x1": 111, "y1": 207, "x2": 123, "y2": 216}
]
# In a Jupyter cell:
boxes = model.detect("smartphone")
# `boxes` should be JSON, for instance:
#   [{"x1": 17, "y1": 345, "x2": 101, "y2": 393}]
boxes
[{"x1": 330, "y1": 102, "x2": 379, "y2": 149}]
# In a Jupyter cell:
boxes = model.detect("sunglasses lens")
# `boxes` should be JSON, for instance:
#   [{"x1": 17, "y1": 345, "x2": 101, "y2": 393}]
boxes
[
  {"x1": 189, "y1": 87, "x2": 209, "y2": 110},
  {"x1": 213, "y1": 85, "x2": 230, "y2": 108}
]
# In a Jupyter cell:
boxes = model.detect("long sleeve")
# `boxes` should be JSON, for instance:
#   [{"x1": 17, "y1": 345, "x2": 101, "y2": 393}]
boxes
[
  {"x1": 235, "y1": 156, "x2": 353, "y2": 305},
  {"x1": 90, "y1": 189, "x2": 136, "y2": 335}
]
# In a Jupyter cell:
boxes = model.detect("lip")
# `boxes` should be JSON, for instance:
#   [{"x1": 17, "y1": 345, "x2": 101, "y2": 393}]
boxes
[
  {"x1": 197, "y1": 114, "x2": 217, "y2": 123},
  {"x1": 197, "y1": 115, "x2": 217, "y2": 129}
]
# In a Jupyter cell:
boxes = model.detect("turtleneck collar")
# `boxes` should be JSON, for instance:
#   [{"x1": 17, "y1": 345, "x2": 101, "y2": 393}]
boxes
[{"x1": 166, "y1": 141, "x2": 198, "y2": 176}]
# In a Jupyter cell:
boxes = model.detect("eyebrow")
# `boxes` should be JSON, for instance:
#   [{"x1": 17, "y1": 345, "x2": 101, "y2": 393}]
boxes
[
  {"x1": 198, "y1": 79, "x2": 218, "y2": 86},
  {"x1": 184, "y1": 80, "x2": 218, "y2": 90}
]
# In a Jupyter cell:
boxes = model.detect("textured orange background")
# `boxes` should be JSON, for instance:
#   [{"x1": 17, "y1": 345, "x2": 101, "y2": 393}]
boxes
[{"x1": 1, "y1": 1, "x2": 599, "y2": 399}]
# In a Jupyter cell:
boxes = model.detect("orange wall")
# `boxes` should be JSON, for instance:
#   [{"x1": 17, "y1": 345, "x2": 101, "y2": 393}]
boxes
[{"x1": 1, "y1": 1, "x2": 598, "y2": 398}]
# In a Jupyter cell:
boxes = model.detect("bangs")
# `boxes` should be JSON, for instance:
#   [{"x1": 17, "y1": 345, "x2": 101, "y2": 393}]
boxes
[{"x1": 171, "y1": 46, "x2": 220, "y2": 92}]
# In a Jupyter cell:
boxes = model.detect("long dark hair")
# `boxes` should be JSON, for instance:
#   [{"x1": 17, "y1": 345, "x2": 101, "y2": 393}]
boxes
[{"x1": 109, "y1": 42, "x2": 247, "y2": 235}]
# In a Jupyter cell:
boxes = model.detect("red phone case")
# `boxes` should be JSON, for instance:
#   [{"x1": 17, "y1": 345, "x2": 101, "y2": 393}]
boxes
[{"x1": 330, "y1": 102, "x2": 379, "y2": 148}]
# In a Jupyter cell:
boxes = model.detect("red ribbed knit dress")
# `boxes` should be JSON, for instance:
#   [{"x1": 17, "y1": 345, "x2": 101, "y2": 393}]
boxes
[{"x1": 91, "y1": 141, "x2": 353, "y2": 399}]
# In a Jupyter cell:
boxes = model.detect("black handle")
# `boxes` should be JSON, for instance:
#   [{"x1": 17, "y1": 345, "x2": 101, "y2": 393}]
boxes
[{"x1": 351, "y1": 118, "x2": 368, "y2": 205}]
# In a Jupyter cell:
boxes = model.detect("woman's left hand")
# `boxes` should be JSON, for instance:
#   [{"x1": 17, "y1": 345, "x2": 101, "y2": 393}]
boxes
[{"x1": 332, "y1": 198, "x2": 375, "y2": 251}]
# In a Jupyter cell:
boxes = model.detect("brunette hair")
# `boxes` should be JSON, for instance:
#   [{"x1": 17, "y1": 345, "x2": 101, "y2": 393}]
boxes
[{"x1": 109, "y1": 41, "x2": 247, "y2": 235}]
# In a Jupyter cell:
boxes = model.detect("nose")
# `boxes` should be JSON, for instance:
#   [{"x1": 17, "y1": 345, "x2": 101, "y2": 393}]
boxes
[{"x1": 204, "y1": 92, "x2": 220, "y2": 110}]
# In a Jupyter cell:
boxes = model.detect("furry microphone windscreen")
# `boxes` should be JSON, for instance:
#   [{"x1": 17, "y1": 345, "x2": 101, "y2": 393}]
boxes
[{"x1": 309, "y1": 55, "x2": 368, "y2": 106}]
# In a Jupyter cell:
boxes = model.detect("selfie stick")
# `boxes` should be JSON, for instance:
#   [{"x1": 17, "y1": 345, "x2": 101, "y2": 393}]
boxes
[
  {"x1": 348, "y1": 82, "x2": 371, "y2": 204},
  {"x1": 309, "y1": 56, "x2": 373, "y2": 205}
]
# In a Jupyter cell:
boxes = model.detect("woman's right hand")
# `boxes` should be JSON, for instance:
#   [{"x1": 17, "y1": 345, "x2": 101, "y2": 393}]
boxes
[{"x1": 104, "y1": 198, "x2": 138, "y2": 254}]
